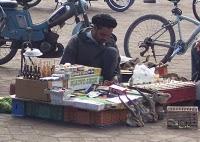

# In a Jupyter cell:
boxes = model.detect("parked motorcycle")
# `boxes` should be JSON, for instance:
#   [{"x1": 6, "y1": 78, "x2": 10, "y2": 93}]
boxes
[
  {"x1": 20, "y1": 0, "x2": 135, "y2": 12},
  {"x1": 0, "y1": 0, "x2": 90, "y2": 65}
]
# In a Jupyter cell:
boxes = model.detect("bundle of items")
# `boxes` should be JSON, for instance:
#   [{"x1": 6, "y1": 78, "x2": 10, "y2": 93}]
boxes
[{"x1": 108, "y1": 84, "x2": 171, "y2": 127}]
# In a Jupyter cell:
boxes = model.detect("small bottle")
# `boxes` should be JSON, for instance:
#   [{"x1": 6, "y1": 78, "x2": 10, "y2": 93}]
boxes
[
  {"x1": 37, "y1": 66, "x2": 41, "y2": 80},
  {"x1": 46, "y1": 61, "x2": 51, "y2": 76},
  {"x1": 25, "y1": 65, "x2": 29, "y2": 79},
  {"x1": 22, "y1": 64, "x2": 27, "y2": 79},
  {"x1": 41, "y1": 62, "x2": 47, "y2": 77},
  {"x1": 33, "y1": 66, "x2": 38, "y2": 80},
  {"x1": 29, "y1": 65, "x2": 33, "y2": 79}
]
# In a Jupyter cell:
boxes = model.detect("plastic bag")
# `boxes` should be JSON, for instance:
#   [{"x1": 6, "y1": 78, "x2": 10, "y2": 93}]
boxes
[{"x1": 129, "y1": 64, "x2": 156, "y2": 85}]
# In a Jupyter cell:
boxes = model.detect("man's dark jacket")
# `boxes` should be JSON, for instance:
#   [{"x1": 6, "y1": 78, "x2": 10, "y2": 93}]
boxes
[{"x1": 60, "y1": 28, "x2": 121, "y2": 81}]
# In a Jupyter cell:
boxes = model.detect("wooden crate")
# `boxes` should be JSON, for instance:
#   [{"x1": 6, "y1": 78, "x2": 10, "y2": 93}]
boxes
[{"x1": 167, "y1": 106, "x2": 198, "y2": 129}]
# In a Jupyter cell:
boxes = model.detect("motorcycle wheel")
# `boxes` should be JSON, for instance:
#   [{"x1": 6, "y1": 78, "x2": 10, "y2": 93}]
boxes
[
  {"x1": 0, "y1": 41, "x2": 18, "y2": 65},
  {"x1": 106, "y1": 0, "x2": 134, "y2": 12}
]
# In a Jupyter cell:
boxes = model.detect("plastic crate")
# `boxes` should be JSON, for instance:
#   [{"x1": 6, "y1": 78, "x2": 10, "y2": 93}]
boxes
[
  {"x1": 64, "y1": 107, "x2": 128, "y2": 126},
  {"x1": 93, "y1": 109, "x2": 128, "y2": 126},
  {"x1": 64, "y1": 107, "x2": 93, "y2": 125},
  {"x1": 25, "y1": 101, "x2": 63, "y2": 121},
  {"x1": 167, "y1": 106, "x2": 198, "y2": 129},
  {"x1": 12, "y1": 98, "x2": 25, "y2": 117}
]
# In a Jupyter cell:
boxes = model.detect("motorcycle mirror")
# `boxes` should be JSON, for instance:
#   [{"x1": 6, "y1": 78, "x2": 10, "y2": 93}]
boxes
[{"x1": 23, "y1": 48, "x2": 43, "y2": 57}]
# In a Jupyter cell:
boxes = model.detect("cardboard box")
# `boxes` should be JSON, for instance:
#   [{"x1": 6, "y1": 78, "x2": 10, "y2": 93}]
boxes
[
  {"x1": 67, "y1": 75, "x2": 100, "y2": 90},
  {"x1": 15, "y1": 78, "x2": 50, "y2": 102}
]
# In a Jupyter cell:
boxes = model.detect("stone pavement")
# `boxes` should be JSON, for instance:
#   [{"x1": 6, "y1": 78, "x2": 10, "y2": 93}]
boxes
[
  {"x1": 1, "y1": 0, "x2": 200, "y2": 141},
  {"x1": 1, "y1": 113, "x2": 200, "y2": 142}
]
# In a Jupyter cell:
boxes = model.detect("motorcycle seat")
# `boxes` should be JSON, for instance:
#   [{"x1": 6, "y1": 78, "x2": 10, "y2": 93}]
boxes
[{"x1": 0, "y1": 0, "x2": 18, "y2": 8}]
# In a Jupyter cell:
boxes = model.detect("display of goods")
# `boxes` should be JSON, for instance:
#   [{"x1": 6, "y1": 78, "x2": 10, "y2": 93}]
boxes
[
  {"x1": 55, "y1": 64, "x2": 102, "y2": 76},
  {"x1": 132, "y1": 80, "x2": 196, "y2": 104},
  {"x1": 133, "y1": 80, "x2": 195, "y2": 91},
  {"x1": 167, "y1": 106, "x2": 198, "y2": 129},
  {"x1": 53, "y1": 64, "x2": 102, "y2": 90}
]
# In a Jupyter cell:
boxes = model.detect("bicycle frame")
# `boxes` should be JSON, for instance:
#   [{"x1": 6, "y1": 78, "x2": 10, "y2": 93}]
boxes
[{"x1": 167, "y1": 6, "x2": 200, "y2": 60}]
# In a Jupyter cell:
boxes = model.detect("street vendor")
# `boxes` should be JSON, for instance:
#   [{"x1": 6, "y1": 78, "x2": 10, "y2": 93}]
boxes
[
  {"x1": 60, "y1": 14, "x2": 121, "y2": 82},
  {"x1": 191, "y1": 41, "x2": 200, "y2": 81}
]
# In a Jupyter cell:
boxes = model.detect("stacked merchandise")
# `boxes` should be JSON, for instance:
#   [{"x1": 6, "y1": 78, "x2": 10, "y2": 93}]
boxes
[
  {"x1": 132, "y1": 80, "x2": 196, "y2": 104},
  {"x1": 47, "y1": 63, "x2": 102, "y2": 90},
  {"x1": 41, "y1": 63, "x2": 106, "y2": 109},
  {"x1": 13, "y1": 61, "x2": 169, "y2": 126}
]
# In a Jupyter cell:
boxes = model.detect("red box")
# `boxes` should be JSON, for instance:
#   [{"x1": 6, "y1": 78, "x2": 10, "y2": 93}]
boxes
[
  {"x1": 133, "y1": 81, "x2": 196, "y2": 105},
  {"x1": 161, "y1": 86, "x2": 196, "y2": 104},
  {"x1": 155, "y1": 65, "x2": 168, "y2": 77}
]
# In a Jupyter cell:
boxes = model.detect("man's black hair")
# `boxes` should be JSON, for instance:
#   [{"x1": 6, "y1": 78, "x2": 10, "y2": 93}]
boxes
[{"x1": 92, "y1": 14, "x2": 117, "y2": 29}]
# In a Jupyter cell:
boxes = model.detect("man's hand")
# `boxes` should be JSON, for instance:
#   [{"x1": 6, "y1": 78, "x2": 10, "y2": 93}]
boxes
[{"x1": 195, "y1": 40, "x2": 200, "y2": 52}]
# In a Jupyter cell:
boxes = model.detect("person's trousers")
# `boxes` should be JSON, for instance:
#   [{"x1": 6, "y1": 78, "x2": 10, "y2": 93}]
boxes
[
  {"x1": 101, "y1": 46, "x2": 120, "y2": 81},
  {"x1": 191, "y1": 45, "x2": 200, "y2": 81}
]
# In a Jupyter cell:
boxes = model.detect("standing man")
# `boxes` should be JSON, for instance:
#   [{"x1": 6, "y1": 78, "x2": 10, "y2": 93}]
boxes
[
  {"x1": 60, "y1": 14, "x2": 121, "y2": 82},
  {"x1": 191, "y1": 41, "x2": 200, "y2": 81}
]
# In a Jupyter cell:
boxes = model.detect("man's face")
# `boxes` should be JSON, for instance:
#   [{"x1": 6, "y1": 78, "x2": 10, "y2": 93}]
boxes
[{"x1": 93, "y1": 27, "x2": 113, "y2": 44}]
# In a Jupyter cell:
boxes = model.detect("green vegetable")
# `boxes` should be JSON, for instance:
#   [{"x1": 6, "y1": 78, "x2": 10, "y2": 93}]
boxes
[{"x1": 0, "y1": 97, "x2": 12, "y2": 113}]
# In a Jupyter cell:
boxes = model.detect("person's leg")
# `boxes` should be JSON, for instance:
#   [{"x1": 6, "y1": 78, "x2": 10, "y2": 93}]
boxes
[
  {"x1": 101, "y1": 47, "x2": 119, "y2": 81},
  {"x1": 191, "y1": 45, "x2": 200, "y2": 81},
  {"x1": 192, "y1": 44, "x2": 200, "y2": 107}
]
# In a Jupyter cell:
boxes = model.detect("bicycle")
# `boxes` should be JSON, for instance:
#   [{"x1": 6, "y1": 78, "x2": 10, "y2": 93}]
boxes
[
  {"x1": 192, "y1": 0, "x2": 200, "y2": 21},
  {"x1": 20, "y1": 0, "x2": 134, "y2": 12},
  {"x1": 124, "y1": 0, "x2": 200, "y2": 65}
]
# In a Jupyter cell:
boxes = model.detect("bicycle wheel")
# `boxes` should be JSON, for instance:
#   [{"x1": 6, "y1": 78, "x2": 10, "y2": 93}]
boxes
[
  {"x1": 192, "y1": 0, "x2": 200, "y2": 21},
  {"x1": 0, "y1": 40, "x2": 18, "y2": 65},
  {"x1": 106, "y1": 0, "x2": 134, "y2": 12},
  {"x1": 124, "y1": 14, "x2": 176, "y2": 64}
]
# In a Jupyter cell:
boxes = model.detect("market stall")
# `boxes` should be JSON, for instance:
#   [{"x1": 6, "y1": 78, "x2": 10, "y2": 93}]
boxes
[{"x1": 11, "y1": 59, "x2": 197, "y2": 128}]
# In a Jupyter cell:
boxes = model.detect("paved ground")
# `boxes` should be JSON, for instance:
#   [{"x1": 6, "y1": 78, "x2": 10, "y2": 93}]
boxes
[{"x1": 1, "y1": 0, "x2": 200, "y2": 141}]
